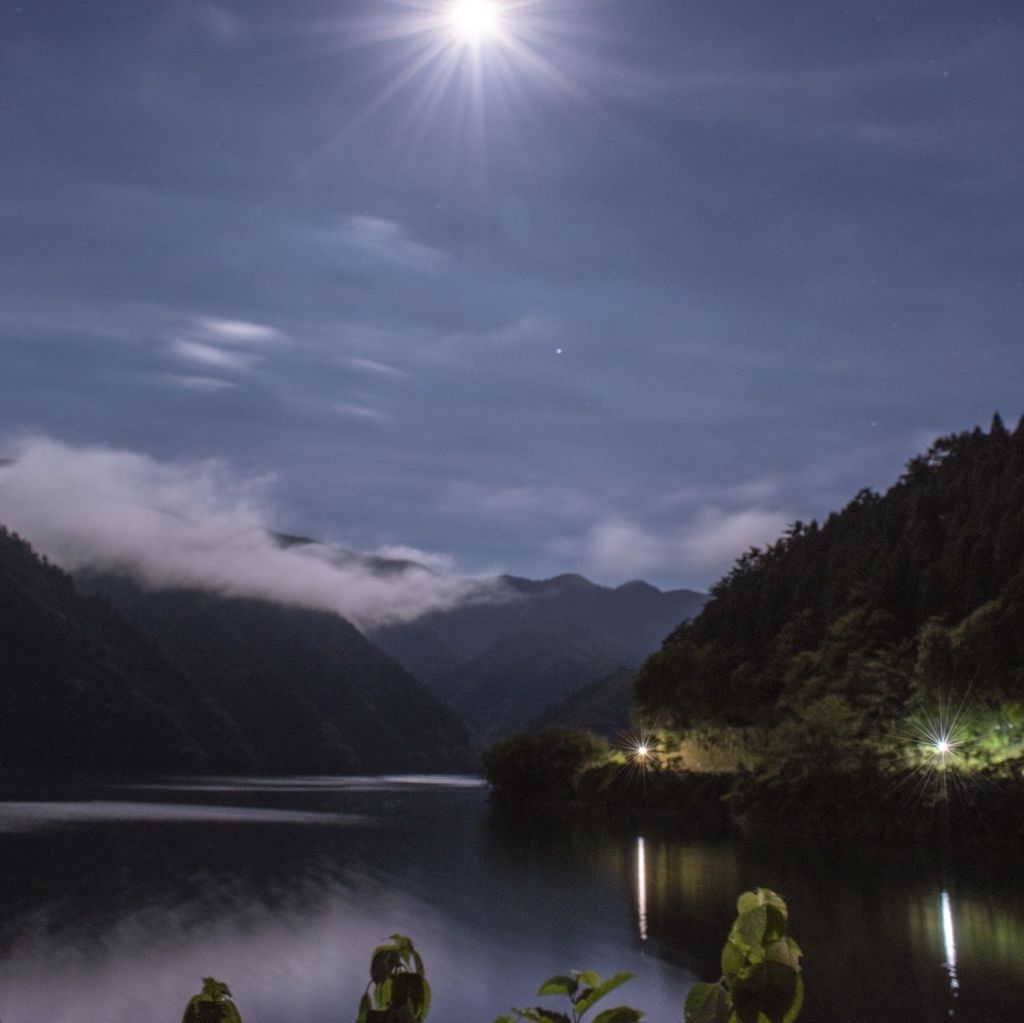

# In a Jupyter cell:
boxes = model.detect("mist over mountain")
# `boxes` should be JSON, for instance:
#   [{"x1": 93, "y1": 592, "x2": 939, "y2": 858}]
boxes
[
  {"x1": 0, "y1": 438, "x2": 707, "y2": 766},
  {"x1": 0, "y1": 439, "x2": 496, "y2": 630}
]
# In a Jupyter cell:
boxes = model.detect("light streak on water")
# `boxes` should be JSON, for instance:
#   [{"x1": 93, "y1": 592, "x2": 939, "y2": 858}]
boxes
[
  {"x1": 637, "y1": 836, "x2": 648, "y2": 943},
  {"x1": 941, "y1": 890, "x2": 960, "y2": 996}
]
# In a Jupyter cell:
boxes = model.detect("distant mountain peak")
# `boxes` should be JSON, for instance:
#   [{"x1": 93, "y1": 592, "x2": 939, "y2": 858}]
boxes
[
  {"x1": 370, "y1": 568, "x2": 707, "y2": 741},
  {"x1": 614, "y1": 579, "x2": 660, "y2": 595}
]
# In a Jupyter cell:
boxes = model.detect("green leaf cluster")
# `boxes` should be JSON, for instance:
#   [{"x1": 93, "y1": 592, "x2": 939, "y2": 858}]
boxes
[
  {"x1": 176, "y1": 893, "x2": 800, "y2": 1023},
  {"x1": 357, "y1": 934, "x2": 432, "y2": 1023},
  {"x1": 181, "y1": 977, "x2": 242, "y2": 1023},
  {"x1": 495, "y1": 969, "x2": 642, "y2": 1023},
  {"x1": 685, "y1": 889, "x2": 802, "y2": 1023}
]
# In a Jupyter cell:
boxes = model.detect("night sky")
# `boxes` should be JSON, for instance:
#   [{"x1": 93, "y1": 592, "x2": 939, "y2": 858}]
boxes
[{"x1": 2, "y1": 0, "x2": 1023, "y2": 590}]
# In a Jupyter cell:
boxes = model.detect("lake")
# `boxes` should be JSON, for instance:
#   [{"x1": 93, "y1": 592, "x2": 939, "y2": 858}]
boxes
[{"x1": 0, "y1": 776, "x2": 1022, "y2": 1022}]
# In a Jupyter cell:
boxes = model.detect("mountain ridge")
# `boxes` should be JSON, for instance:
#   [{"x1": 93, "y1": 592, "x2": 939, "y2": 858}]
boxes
[
  {"x1": 370, "y1": 571, "x2": 706, "y2": 739},
  {"x1": 0, "y1": 525, "x2": 254, "y2": 774}
]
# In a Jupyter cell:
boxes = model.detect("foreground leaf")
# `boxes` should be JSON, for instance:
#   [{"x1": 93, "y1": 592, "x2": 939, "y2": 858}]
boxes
[
  {"x1": 575, "y1": 972, "x2": 635, "y2": 1014},
  {"x1": 591, "y1": 1005, "x2": 644, "y2": 1023},
  {"x1": 537, "y1": 975, "x2": 579, "y2": 998}
]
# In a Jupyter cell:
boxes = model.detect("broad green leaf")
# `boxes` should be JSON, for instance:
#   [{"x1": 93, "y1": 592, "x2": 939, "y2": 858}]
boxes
[
  {"x1": 764, "y1": 938, "x2": 801, "y2": 972},
  {"x1": 728, "y1": 1009, "x2": 772, "y2": 1023},
  {"x1": 371, "y1": 949, "x2": 400, "y2": 984},
  {"x1": 684, "y1": 982, "x2": 732, "y2": 1023},
  {"x1": 521, "y1": 1007, "x2": 573, "y2": 1023},
  {"x1": 575, "y1": 972, "x2": 634, "y2": 1014},
  {"x1": 762, "y1": 907, "x2": 788, "y2": 945},
  {"x1": 782, "y1": 975, "x2": 804, "y2": 1023},
  {"x1": 411, "y1": 948, "x2": 426, "y2": 976},
  {"x1": 182, "y1": 978, "x2": 243, "y2": 1023},
  {"x1": 537, "y1": 975, "x2": 578, "y2": 998},
  {"x1": 736, "y1": 892, "x2": 760, "y2": 916},
  {"x1": 201, "y1": 978, "x2": 233, "y2": 1001},
  {"x1": 591, "y1": 1005, "x2": 644, "y2": 1023},
  {"x1": 733, "y1": 906, "x2": 768, "y2": 954},
  {"x1": 392, "y1": 971, "x2": 431, "y2": 1020},
  {"x1": 732, "y1": 960, "x2": 802, "y2": 1023},
  {"x1": 736, "y1": 890, "x2": 788, "y2": 922},
  {"x1": 760, "y1": 961, "x2": 803, "y2": 1023},
  {"x1": 722, "y1": 939, "x2": 756, "y2": 988},
  {"x1": 375, "y1": 977, "x2": 394, "y2": 1009},
  {"x1": 508, "y1": 1010, "x2": 571, "y2": 1023}
]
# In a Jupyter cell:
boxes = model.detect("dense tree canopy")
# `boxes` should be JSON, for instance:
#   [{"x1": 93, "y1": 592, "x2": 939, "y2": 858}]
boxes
[{"x1": 635, "y1": 417, "x2": 1024, "y2": 737}]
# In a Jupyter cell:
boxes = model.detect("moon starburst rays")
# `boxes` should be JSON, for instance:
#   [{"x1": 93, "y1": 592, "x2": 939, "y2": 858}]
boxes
[
  {"x1": 448, "y1": 0, "x2": 503, "y2": 42},
  {"x1": 323, "y1": 0, "x2": 590, "y2": 161}
]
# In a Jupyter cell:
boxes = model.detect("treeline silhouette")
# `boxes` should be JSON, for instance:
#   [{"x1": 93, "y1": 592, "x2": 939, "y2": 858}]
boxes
[
  {"x1": 0, "y1": 526, "x2": 472, "y2": 776},
  {"x1": 636, "y1": 415, "x2": 1024, "y2": 732}
]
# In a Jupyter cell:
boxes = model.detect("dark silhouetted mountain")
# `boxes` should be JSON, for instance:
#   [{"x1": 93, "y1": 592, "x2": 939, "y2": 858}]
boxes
[
  {"x1": 534, "y1": 667, "x2": 637, "y2": 738},
  {"x1": 0, "y1": 526, "x2": 252, "y2": 775},
  {"x1": 80, "y1": 575, "x2": 475, "y2": 773},
  {"x1": 369, "y1": 573, "x2": 705, "y2": 739},
  {"x1": 635, "y1": 416, "x2": 1024, "y2": 730}
]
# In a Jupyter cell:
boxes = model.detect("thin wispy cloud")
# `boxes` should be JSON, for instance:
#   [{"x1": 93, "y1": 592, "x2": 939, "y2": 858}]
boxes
[
  {"x1": 652, "y1": 478, "x2": 784, "y2": 513},
  {"x1": 170, "y1": 339, "x2": 258, "y2": 371},
  {"x1": 319, "y1": 215, "x2": 447, "y2": 274},
  {"x1": 335, "y1": 402, "x2": 386, "y2": 421},
  {"x1": 439, "y1": 481, "x2": 594, "y2": 520},
  {"x1": 165, "y1": 317, "x2": 285, "y2": 374},
  {"x1": 165, "y1": 374, "x2": 239, "y2": 393},
  {"x1": 340, "y1": 356, "x2": 408, "y2": 378},
  {"x1": 192, "y1": 317, "x2": 285, "y2": 345},
  {"x1": 187, "y1": 3, "x2": 245, "y2": 44},
  {"x1": 477, "y1": 315, "x2": 560, "y2": 347},
  {"x1": 579, "y1": 507, "x2": 792, "y2": 582}
]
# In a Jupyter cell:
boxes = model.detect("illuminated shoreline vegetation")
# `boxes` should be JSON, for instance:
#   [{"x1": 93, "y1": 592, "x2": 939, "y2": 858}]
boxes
[{"x1": 484, "y1": 420, "x2": 1024, "y2": 846}]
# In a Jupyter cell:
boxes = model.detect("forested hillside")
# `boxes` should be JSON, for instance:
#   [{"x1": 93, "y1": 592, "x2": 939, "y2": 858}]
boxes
[
  {"x1": 0, "y1": 524, "x2": 473, "y2": 777},
  {"x1": 636, "y1": 416, "x2": 1024, "y2": 736},
  {"x1": 630, "y1": 413, "x2": 1024, "y2": 770},
  {"x1": 0, "y1": 526, "x2": 252, "y2": 774},
  {"x1": 80, "y1": 575, "x2": 475, "y2": 773},
  {"x1": 484, "y1": 419, "x2": 1024, "y2": 841},
  {"x1": 371, "y1": 574, "x2": 704, "y2": 739},
  {"x1": 535, "y1": 667, "x2": 636, "y2": 737}
]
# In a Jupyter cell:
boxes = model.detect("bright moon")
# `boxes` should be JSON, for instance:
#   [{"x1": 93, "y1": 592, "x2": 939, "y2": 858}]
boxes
[{"x1": 448, "y1": 0, "x2": 502, "y2": 41}]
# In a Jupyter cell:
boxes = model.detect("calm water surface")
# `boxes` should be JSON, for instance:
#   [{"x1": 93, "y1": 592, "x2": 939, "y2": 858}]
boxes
[{"x1": 0, "y1": 776, "x2": 1022, "y2": 1022}]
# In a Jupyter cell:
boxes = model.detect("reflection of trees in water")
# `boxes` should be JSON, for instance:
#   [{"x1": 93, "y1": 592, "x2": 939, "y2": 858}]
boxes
[
  {"x1": 486, "y1": 806, "x2": 1024, "y2": 1023},
  {"x1": 482, "y1": 808, "x2": 741, "y2": 974}
]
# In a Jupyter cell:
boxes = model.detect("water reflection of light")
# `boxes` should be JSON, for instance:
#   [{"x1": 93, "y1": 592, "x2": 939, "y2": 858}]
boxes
[
  {"x1": 637, "y1": 836, "x2": 648, "y2": 944},
  {"x1": 941, "y1": 890, "x2": 960, "y2": 996}
]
